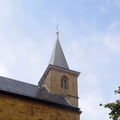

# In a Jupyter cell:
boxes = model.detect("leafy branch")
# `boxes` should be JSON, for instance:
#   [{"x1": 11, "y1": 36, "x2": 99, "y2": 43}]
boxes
[{"x1": 100, "y1": 87, "x2": 120, "y2": 120}]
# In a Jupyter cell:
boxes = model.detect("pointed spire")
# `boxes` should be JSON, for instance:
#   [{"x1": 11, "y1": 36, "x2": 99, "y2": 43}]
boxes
[{"x1": 49, "y1": 27, "x2": 69, "y2": 69}]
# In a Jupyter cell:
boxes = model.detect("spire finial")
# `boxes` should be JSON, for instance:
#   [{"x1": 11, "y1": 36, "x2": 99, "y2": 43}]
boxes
[{"x1": 56, "y1": 24, "x2": 59, "y2": 40}]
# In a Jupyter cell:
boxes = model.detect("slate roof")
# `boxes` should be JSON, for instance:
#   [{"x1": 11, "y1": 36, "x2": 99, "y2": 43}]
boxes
[
  {"x1": 0, "y1": 76, "x2": 80, "y2": 112},
  {"x1": 49, "y1": 39, "x2": 69, "y2": 69}
]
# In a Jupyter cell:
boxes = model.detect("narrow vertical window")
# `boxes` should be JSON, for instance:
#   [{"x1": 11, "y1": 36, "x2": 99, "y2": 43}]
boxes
[
  {"x1": 61, "y1": 79, "x2": 63, "y2": 88},
  {"x1": 64, "y1": 79, "x2": 67, "y2": 89},
  {"x1": 61, "y1": 76, "x2": 68, "y2": 89}
]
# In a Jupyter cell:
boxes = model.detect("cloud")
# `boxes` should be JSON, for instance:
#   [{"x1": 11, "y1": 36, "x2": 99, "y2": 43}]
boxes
[
  {"x1": 104, "y1": 34, "x2": 120, "y2": 54},
  {"x1": 64, "y1": 38, "x2": 110, "y2": 120},
  {"x1": 0, "y1": 0, "x2": 15, "y2": 19},
  {"x1": 79, "y1": 92, "x2": 110, "y2": 120},
  {"x1": 104, "y1": 22, "x2": 120, "y2": 54},
  {"x1": 0, "y1": 64, "x2": 10, "y2": 77},
  {"x1": 0, "y1": 1, "x2": 120, "y2": 120},
  {"x1": 63, "y1": 20, "x2": 120, "y2": 120}
]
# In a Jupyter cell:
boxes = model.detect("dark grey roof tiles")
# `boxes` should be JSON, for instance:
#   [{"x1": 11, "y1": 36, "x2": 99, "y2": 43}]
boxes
[
  {"x1": 0, "y1": 76, "x2": 71, "y2": 107},
  {"x1": 49, "y1": 39, "x2": 69, "y2": 69}
]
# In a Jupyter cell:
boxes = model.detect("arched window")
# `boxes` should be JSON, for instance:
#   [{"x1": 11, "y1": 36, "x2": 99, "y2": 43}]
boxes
[{"x1": 61, "y1": 76, "x2": 68, "y2": 89}]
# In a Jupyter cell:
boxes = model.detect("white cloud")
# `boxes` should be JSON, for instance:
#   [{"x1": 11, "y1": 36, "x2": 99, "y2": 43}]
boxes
[
  {"x1": 0, "y1": 0, "x2": 15, "y2": 18},
  {"x1": 0, "y1": 1, "x2": 119, "y2": 120},
  {"x1": 0, "y1": 64, "x2": 10, "y2": 77},
  {"x1": 63, "y1": 21, "x2": 120, "y2": 120},
  {"x1": 103, "y1": 22, "x2": 120, "y2": 54},
  {"x1": 104, "y1": 34, "x2": 120, "y2": 54},
  {"x1": 79, "y1": 92, "x2": 110, "y2": 120},
  {"x1": 64, "y1": 37, "x2": 110, "y2": 120}
]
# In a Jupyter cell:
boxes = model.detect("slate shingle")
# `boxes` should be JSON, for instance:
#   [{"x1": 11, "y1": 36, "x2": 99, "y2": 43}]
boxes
[{"x1": 0, "y1": 76, "x2": 72, "y2": 106}]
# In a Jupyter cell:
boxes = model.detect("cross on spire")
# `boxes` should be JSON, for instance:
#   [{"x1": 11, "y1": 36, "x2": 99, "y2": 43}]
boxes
[{"x1": 56, "y1": 24, "x2": 59, "y2": 40}]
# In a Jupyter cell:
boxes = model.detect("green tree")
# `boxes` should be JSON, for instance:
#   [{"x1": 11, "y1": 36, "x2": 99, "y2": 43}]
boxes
[{"x1": 100, "y1": 87, "x2": 120, "y2": 120}]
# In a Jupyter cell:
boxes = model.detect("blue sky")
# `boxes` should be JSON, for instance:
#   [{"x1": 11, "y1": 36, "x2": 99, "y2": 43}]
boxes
[{"x1": 0, "y1": 0, "x2": 120, "y2": 120}]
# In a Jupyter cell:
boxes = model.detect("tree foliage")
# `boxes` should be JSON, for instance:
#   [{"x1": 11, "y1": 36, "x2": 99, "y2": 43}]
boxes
[{"x1": 100, "y1": 87, "x2": 120, "y2": 120}]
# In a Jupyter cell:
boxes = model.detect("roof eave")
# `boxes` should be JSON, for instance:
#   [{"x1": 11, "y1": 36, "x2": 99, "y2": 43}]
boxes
[{"x1": 38, "y1": 64, "x2": 80, "y2": 86}]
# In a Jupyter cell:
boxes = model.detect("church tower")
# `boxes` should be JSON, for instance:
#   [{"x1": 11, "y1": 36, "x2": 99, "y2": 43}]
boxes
[{"x1": 38, "y1": 28, "x2": 80, "y2": 107}]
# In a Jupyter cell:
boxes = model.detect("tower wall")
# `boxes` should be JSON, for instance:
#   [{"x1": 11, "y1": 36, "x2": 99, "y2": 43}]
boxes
[
  {"x1": 41, "y1": 67, "x2": 79, "y2": 107},
  {"x1": 39, "y1": 35, "x2": 80, "y2": 108}
]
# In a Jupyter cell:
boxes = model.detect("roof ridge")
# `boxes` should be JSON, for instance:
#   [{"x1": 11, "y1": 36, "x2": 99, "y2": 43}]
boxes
[{"x1": 0, "y1": 76, "x2": 38, "y2": 87}]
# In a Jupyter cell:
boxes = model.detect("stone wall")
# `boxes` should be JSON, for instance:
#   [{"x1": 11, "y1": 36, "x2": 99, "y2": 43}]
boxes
[
  {"x1": 0, "y1": 93, "x2": 80, "y2": 120},
  {"x1": 42, "y1": 68, "x2": 79, "y2": 107}
]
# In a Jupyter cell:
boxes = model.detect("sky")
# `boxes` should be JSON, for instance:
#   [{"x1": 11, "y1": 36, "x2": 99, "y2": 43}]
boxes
[{"x1": 0, "y1": 0, "x2": 120, "y2": 120}]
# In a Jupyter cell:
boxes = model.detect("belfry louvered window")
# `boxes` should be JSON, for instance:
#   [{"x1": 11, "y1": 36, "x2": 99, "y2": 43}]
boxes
[{"x1": 61, "y1": 76, "x2": 68, "y2": 89}]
